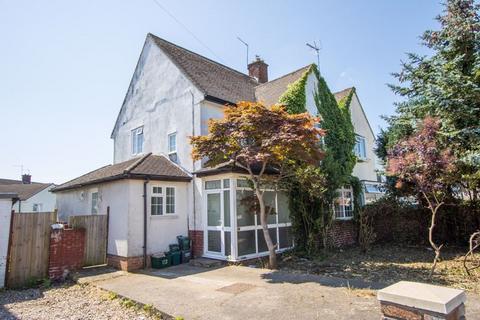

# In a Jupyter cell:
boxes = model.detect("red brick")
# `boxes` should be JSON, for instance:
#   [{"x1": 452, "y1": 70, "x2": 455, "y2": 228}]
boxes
[
  {"x1": 48, "y1": 227, "x2": 85, "y2": 280},
  {"x1": 189, "y1": 230, "x2": 203, "y2": 258}
]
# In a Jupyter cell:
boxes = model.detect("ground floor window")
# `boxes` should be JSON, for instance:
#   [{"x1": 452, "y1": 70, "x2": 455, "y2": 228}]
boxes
[
  {"x1": 151, "y1": 186, "x2": 175, "y2": 215},
  {"x1": 334, "y1": 187, "x2": 353, "y2": 219}
]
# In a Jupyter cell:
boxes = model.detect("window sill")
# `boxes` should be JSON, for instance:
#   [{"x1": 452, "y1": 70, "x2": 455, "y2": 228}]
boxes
[
  {"x1": 334, "y1": 217, "x2": 354, "y2": 221},
  {"x1": 150, "y1": 214, "x2": 179, "y2": 220}
]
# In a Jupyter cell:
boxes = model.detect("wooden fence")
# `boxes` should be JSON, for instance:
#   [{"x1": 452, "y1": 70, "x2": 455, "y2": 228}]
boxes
[
  {"x1": 6, "y1": 211, "x2": 57, "y2": 287},
  {"x1": 69, "y1": 213, "x2": 108, "y2": 266}
]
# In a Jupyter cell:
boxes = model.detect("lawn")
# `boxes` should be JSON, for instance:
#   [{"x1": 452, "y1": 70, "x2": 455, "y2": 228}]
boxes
[{"x1": 279, "y1": 244, "x2": 480, "y2": 293}]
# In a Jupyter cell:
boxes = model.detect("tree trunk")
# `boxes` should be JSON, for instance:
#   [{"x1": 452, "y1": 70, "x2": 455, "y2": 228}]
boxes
[
  {"x1": 254, "y1": 186, "x2": 277, "y2": 269},
  {"x1": 426, "y1": 198, "x2": 443, "y2": 277}
]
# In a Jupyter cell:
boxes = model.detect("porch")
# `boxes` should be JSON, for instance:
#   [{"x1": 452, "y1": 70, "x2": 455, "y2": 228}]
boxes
[{"x1": 199, "y1": 174, "x2": 294, "y2": 262}]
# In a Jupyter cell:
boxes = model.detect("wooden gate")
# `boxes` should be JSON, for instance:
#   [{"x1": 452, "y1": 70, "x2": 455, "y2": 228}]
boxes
[
  {"x1": 69, "y1": 213, "x2": 108, "y2": 266},
  {"x1": 6, "y1": 211, "x2": 57, "y2": 287}
]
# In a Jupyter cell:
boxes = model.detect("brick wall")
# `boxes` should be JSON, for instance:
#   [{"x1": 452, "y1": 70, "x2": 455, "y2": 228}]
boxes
[
  {"x1": 107, "y1": 254, "x2": 144, "y2": 271},
  {"x1": 328, "y1": 220, "x2": 357, "y2": 247},
  {"x1": 189, "y1": 230, "x2": 203, "y2": 258},
  {"x1": 48, "y1": 227, "x2": 85, "y2": 280}
]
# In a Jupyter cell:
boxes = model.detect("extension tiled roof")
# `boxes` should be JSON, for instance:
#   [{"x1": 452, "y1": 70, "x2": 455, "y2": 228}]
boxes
[
  {"x1": 150, "y1": 34, "x2": 258, "y2": 104},
  {"x1": 255, "y1": 65, "x2": 313, "y2": 106},
  {"x1": 0, "y1": 182, "x2": 53, "y2": 200},
  {"x1": 52, "y1": 153, "x2": 191, "y2": 192}
]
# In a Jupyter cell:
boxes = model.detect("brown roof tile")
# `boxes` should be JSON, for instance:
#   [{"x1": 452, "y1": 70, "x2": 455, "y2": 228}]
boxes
[
  {"x1": 0, "y1": 183, "x2": 53, "y2": 200},
  {"x1": 333, "y1": 87, "x2": 354, "y2": 102},
  {"x1": 255, "y1": 65, "x2": 313, "y2": 106},
  {"x1": 52, "y1": 153, "x2": 191, "y2": 192},
  {"x1": 150, "y1": 34, "x2": 258, "y2": 104}
]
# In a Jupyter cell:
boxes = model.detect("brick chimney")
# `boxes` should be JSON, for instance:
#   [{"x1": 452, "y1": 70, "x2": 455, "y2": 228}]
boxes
[
  {"x1": 248, "y1": 55, "x2": 268, "y2": 84},
  {"x1": 22, "y1": 174, "x2": 31, "y2": 184}
]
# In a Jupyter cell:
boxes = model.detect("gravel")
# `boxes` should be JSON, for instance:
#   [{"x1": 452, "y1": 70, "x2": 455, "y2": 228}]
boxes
[{"x1": 0, "y1": 283, "x2": 159, "y2": 320}]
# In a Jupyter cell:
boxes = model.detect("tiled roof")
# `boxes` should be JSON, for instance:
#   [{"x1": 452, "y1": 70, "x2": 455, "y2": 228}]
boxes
[
  {"x1": 150, "y1": 34, "x2": 258, "y2": 104},
  {"x1": 52, "y1": 153, "x2": 191, "y2": 192},
  {"x1": 0, "y1": 182, "x2": 53, "y2": 200},
  {"x1": 146, "y1": 35, "x2": 356, "y2": 108},
  {"x1": 333, "y1": 87, "x2": 354, "y2": 102},
  {"x1": 255, "y1": 65, "x2": 313, "y2": 106}
]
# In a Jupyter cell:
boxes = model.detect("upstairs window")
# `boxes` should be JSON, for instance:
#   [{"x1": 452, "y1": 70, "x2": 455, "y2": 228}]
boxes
[
  {"x1": 354, "y1": 135, "x2": 367, "y2": 160},
  {"x1": 132, "y1": 126, "x2": 144, "y2": 155},
  {"x1": 314, "y1": 122, "x2": 324, "y2": 148},
  {"x1": 168, "y1": 132, "x2": 177, "y2": 162}
]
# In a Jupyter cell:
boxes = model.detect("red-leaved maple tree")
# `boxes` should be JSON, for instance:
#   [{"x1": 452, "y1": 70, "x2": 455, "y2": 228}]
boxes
[
  {"x1": 191, "y1": 102, "x2": 324, "y2": 269},
  {"x1": 387, "y1": 117, "x2": 457, "y2": 276}
]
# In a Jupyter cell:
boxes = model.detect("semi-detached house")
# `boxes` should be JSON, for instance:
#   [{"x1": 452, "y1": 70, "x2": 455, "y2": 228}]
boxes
[{"x1": 53, "y1": 34, "x2": 382, "y2": 270}]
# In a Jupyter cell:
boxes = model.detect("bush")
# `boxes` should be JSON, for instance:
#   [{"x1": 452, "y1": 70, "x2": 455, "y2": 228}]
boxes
[
  {"x1": 358, "y1": 208, "x2": 376, "y2": 253},
  {"x1": 364, "y1": 197, "x2": 480, "y2": 246}
]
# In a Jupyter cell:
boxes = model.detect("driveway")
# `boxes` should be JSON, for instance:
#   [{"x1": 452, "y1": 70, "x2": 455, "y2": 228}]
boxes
[{"x1": 77, "y1": 264, "x2": 480, "y2": 320}]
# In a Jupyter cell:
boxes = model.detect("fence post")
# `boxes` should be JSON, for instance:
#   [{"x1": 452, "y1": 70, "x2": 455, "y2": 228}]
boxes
[
  {"x1": 4, "y1": 210, "x2": 14, "y2": 288},
  {"x1": 105, "y1": 206, "x2": 110, "y2": 264}
]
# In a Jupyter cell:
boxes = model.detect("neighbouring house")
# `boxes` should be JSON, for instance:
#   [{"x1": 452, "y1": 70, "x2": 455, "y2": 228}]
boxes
[
  {"x1": 53, "y1": 34, "x2": 382, "y2": 270},
  {"x1": 0, "y1": 175, "x2": 56, "y2": 213}
]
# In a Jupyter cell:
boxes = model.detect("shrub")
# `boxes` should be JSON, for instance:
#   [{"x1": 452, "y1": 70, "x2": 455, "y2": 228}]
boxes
[{"x1": 358, "y1": 208, "x2": 376, "y2": 253}]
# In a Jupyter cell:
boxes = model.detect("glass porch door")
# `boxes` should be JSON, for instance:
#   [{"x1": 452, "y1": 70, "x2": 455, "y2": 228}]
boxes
[
  {"x1": 206, "y1": 191, "x2": 223, "y2": 255},
  {"x1": 204, "y1": 179, "x2": 232, "y2": 258}
]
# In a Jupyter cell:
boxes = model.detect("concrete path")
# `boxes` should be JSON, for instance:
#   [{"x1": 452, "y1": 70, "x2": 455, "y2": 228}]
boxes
[{"x1": 78, "y1": 265, "x2": 480, "y2": 320}]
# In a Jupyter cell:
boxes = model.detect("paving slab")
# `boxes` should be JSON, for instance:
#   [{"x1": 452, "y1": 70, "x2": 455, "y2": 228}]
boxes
[{"x1": 80, "y1": 265, "x2": 480, "y2": 320}]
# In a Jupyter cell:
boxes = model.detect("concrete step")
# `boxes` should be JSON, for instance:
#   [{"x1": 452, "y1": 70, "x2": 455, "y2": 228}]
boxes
[{"x1": 189, "y1": 258, "x2": 224, "y2": 268}]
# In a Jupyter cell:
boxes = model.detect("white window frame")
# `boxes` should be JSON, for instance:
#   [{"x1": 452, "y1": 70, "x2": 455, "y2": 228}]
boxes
[
  {"x1": 168, "y1": 132, "x2": 177, "y2": 154},
  {"x1": 150, "y1": 185, "x2": 176, "y2": 216},
  {"x1": 90, "y1": 189, "x2": 99, "y2": 214},
  {"x1": 131, "y1": 126, "x2": 144, "y2": 155},
  {"x1": 334, "y1": 187, "x2": 354, "y2": 220},
  {"x1": 32, "y1": 203, "x2": 43, "y2": 212},
  {"x1": 151, "y1": 186, "x2": 164, "y2": 216},
  {"x1": 354, "y1": 134, "x2": 367, "y2": 160},
  {"x1": 165, "y1": 187, "x2": 176, "y2": 214}
]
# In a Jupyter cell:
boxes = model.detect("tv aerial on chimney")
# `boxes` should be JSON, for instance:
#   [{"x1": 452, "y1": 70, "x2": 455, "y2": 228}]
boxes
[
  {"x1": 306, "y1": 40, "x2": 322, "y2": 75},
  {"x1": 237, "y1": 36, "x2": 249, "y2": 69}
]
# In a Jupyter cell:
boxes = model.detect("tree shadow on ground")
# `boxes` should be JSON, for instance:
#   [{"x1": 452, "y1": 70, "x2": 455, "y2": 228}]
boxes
[
  {"x1": 0, "y1": 285, "x2": 52, "y2": 320},
  {"x1": 274, "y1": 244, "x2": 474, "y2": 290}
]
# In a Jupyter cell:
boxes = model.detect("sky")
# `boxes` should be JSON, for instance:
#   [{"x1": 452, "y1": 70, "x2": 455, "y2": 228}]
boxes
[{"x1": 0, "y1": 0, "x2": 442, "y2": 184}]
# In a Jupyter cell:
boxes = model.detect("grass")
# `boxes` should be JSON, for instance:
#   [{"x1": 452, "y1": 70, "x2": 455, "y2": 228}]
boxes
[{"x1": 279, "y1": 244, "x2": 480, "y2": 293}]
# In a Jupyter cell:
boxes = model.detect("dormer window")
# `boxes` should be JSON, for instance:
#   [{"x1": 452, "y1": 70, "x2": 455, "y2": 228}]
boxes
[{"x1": 132, "y1": 126, "x2": 144, "y2": 155}]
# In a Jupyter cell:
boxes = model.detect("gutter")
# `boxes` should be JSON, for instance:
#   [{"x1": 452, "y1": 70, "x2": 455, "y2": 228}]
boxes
[
  {"x1": 51, "y1": 173, "x2": 191, "y2": 193},
  {"x1": 204, "y1": 95, "x2": 235, "y2": 106}
]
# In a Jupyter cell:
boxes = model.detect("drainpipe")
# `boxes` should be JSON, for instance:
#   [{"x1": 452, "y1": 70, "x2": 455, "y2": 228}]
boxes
[
  {"x1": 190, "y1": 90, "x2": 196, "y2": 238},
  {"x1": 143, "y1": 177, "x2": 150, "y2": 268}
]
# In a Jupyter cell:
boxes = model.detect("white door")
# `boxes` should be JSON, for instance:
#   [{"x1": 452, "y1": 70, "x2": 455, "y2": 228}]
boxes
[{"x1": 205, "y1": 191, "x2": 224, "y2": 256}]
